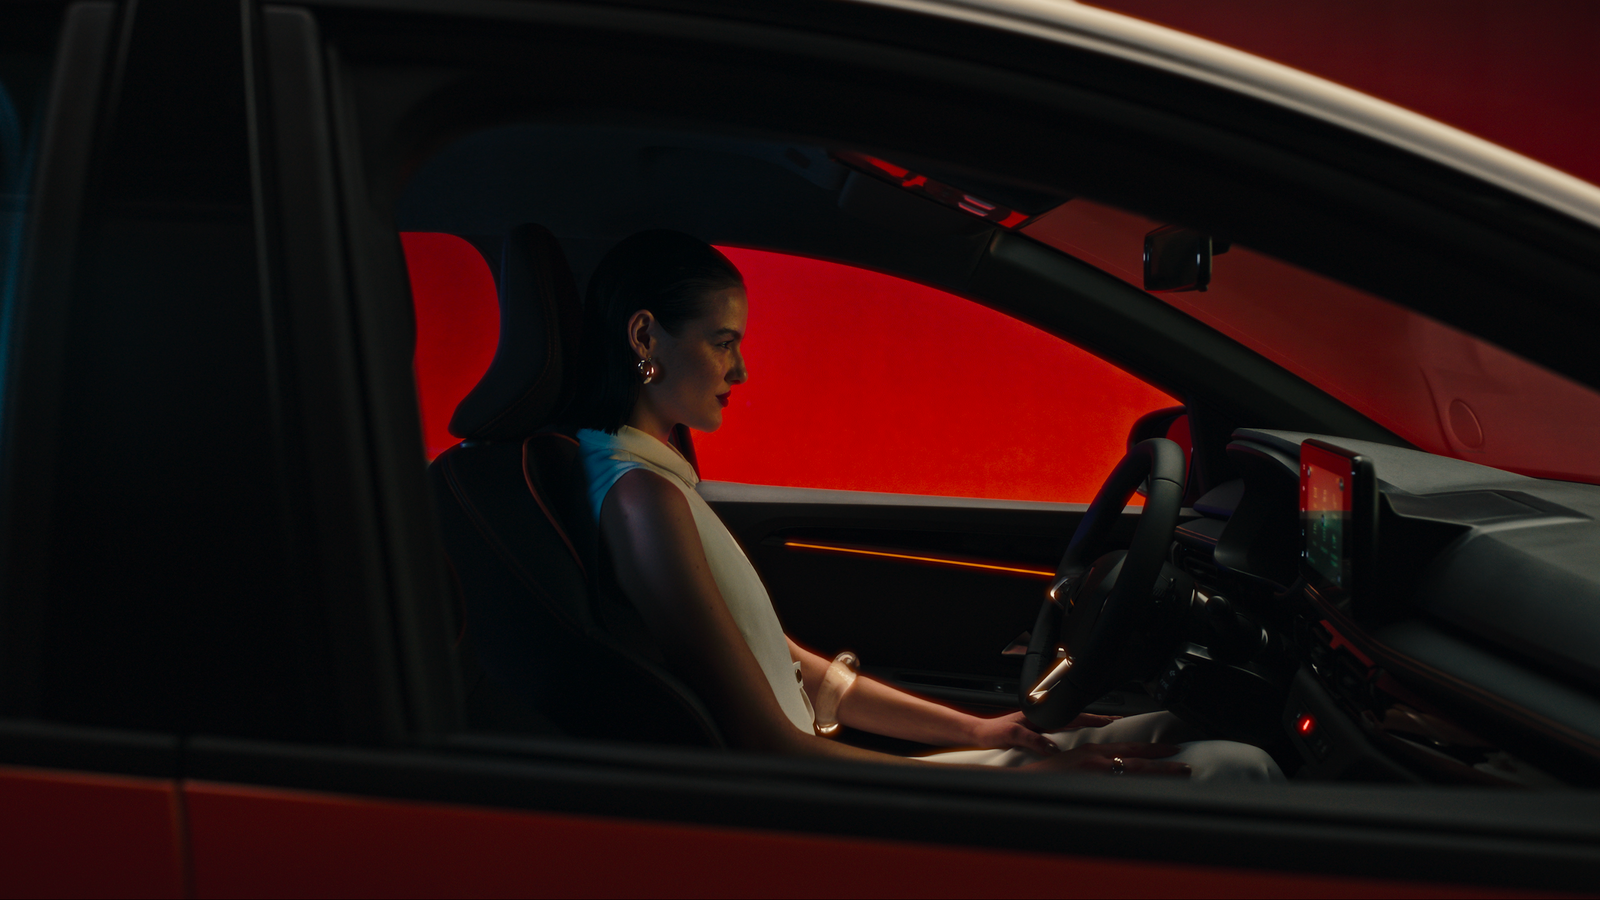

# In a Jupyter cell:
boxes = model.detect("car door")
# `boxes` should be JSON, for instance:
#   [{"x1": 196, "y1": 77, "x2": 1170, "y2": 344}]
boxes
[
  {"x1": 4, "y1": 1, "x2": 1598, "y2": 896},
  {"x1": 0, "y1": 1, "x2": 454, "y2": 894},
  {"x1": 0, "y1": 6, "x2": 190, "y2": 895},
  {"x1": 294, "y1": 0, "x2": 1595, "y2": 892}
]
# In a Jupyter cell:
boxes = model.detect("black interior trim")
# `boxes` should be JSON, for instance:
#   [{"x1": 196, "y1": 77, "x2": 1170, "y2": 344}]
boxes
[
  {"x1": 258, "y1": 4, "x2": 422, "y2": 744},
  {"x1": 1316, "y1": 595, "x2": 1600, "y2": 779},
  {"x1": 0, "y1": 720, "x2": 179, "y2": 779},
  {"x1": 0, "y1": 1, "x2": 116, "y2": 719},
  {"x1": 973, "y1": 233, "x2": 1405, "y2": 444},
  {"x1": 317, "y1": 9, "x2": 466, "y2": 741}
]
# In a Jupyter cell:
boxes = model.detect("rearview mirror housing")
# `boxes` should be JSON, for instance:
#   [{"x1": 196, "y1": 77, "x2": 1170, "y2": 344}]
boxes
[{"x1": 1143, "y1": 225, "x2": 1229, "y2": 292}]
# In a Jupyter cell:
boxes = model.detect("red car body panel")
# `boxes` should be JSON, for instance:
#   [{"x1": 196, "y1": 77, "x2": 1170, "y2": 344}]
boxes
[
  {"x1": 0, "y1": 766, "x2": 187, "y2": 899},
  {"x1": 181, "y1": 778, "x2": 1526, "y2": 899}
]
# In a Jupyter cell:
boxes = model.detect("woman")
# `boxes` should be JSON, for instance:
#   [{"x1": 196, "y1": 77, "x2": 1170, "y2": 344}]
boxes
[{"x1": 567, "y1": 230, "x2": 1282, "y2": 781}]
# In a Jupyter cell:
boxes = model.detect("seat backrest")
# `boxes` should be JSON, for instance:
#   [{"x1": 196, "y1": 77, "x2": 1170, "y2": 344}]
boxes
[{"x1": 426, "y1": 223, "x2": 723, "y2": 746}]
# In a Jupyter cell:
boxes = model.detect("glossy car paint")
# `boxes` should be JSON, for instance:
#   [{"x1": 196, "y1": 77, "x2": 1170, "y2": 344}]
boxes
[
  {"x1": 1092, "y1": 0, "x2": 1600, "y2": 188},
  {"x1": 0, "y1": 765, "x2": 187, "y2": 898},
  {"x1": 180, "y1": 778, "x2": 1529, "y2": 899},
  {"x1": 884, "y1": 0, "x2": 1600, "y2": 229}
]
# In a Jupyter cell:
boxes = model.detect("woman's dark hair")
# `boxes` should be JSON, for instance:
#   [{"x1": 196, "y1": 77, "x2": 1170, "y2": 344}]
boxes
[{"x1": 565, "y1": 230, "x2": 744, "y2": 433}]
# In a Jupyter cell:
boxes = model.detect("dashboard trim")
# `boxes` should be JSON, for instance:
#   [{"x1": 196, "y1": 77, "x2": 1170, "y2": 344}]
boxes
[{"x1": 1311, "y1": 594, "x2": 1600, "y2": 771}]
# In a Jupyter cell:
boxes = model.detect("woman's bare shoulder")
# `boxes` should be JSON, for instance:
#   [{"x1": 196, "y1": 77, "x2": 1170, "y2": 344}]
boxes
[
  {"x1": 601, "y1": 467, "x2": 699, "y2": 552},
  {"x1": 607, "y1": 466, "x2": 688, "y2": 512},
  {"x1": 598, "y1": 466, "x2": 725, "y2": 656}
]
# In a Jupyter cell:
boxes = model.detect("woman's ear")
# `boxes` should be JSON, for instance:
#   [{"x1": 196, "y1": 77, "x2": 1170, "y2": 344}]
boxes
[{"x1": 625, "y1": 310, "x2": 656, "y2": 359}]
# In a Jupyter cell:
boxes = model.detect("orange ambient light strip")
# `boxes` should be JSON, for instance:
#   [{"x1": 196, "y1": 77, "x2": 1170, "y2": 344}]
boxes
[{"x1": 783, "y1": 541, "x2": 1054, "y2": 579}]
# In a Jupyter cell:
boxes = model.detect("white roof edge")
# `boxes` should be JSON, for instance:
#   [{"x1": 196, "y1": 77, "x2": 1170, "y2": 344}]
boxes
[{"x1": 861, "y1": 0, "x2": 1600, "y2": 231}]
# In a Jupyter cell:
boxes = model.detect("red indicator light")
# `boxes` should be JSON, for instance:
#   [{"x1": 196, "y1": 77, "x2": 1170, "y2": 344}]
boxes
[
  {"x1": 958, "y1": 195, "x2": 997, "y2": 216},
  {"x1": 869, "y1": 157, "x2": 910, "y2": 179},
  {"x1": 1296, "y1": 714, "x2": 1316, "y2": 736},
  {"x1": 831, "y1": 151, "x2": 1027, "y2": 227}
]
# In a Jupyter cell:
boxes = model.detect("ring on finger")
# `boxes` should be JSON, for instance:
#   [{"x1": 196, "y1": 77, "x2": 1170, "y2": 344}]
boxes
[{"x1": 1109, "y1": 756, "x2": 1125, "y2": 775}]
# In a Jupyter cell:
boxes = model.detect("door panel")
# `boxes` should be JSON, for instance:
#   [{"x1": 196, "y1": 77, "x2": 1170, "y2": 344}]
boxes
[
  {"x1": 763, "y1": 538, "x2": 1048, "y2": 678},
  {"x1": 702, "y1": 481, "x2": 1172, "y2": 708}
]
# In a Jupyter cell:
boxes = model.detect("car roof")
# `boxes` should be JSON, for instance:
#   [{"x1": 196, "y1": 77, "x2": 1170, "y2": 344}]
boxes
[{"x1": 878, "y1": 0, "x2": 1600, "y2": 229}]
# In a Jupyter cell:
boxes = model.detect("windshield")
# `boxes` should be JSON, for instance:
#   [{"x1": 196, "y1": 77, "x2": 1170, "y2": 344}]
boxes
[{"x1": 1021, "y1": 199, "x2": 1600, "y2": 484}]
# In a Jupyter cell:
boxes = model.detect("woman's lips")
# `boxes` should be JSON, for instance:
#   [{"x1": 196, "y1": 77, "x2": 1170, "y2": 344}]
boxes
[{"x1": 717, "y1": 392, "x2": 731, "y2": 408}]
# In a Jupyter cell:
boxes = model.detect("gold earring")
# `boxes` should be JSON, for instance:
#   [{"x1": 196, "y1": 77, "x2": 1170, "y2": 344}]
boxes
[{"x1": 637, "y1": 357, "x2": 660, "y2": 384}]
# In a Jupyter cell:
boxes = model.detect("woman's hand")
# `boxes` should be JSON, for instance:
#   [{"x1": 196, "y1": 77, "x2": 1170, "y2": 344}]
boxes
[
  {"x1": 966, "y1": 710, "x2": 1122, "y2": 755},
  {"x1": 1025, "y1": 741, "x2": 1191, "y2": 777}
]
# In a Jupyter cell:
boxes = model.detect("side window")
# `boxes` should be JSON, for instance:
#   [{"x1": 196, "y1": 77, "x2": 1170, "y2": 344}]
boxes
[
  {"x1": 398, "y1": 237, "x2": 1179, "y2": 502},
  {"x1": 696, "y1": 249, "x2": 1177, "y2": 503}
]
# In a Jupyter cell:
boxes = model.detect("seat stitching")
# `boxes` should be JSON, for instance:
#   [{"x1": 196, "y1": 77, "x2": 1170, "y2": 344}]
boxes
[
  {"x1": 522, "y1": 436, "x2": 584, "y2": 574},
  {"x1": 440, "y1": 448, "x2": 723, "y2": 746},
  {"x1": 439, "y1": 450, "x2": 585, "y2": 633},
  {"x1": 443, "y1": 554, "x2": 469, "y2": 646}
]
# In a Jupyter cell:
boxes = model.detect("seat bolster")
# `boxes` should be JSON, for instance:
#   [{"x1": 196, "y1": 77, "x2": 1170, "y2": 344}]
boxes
[
  {"x1": 517, "y1": 433, "x2": 659, "y2": 661},
  {"x1": 429, "y1": 442, "x2": 724, "y2": 746}
]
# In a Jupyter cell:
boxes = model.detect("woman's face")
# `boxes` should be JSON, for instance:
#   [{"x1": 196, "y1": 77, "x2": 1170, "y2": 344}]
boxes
[{"x1": 629, "y1": 286, "x2": 749, "y2": 436}]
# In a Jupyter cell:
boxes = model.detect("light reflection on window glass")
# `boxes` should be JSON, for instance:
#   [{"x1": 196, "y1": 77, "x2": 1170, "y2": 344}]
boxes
[{"x1": 1022, "y1": 199, "x2": 1600, "y2": 484}]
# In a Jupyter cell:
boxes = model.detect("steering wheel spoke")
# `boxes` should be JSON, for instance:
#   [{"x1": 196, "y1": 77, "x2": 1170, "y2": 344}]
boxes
[
  {"x1": 1020, "y1": 438, "x2": 1188, "y2": 728},
  {"x1": 1045, "y1": 569, "x2": 1082, "y2": 604},
  {"x1": 1025, "y1": 652, "x2": 1074, "y2": 705}
]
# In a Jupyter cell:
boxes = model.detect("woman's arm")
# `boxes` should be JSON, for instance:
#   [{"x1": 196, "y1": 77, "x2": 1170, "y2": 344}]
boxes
[
  {"x1": 788, "y1": 639, "x2": 1087, "y2": 756},
  {"x1": 602, "y1": 470, "x2": 1181, "y2": 774},
  {"x1": 602, "y1": 469, "x2": 923, "y2": 765}
]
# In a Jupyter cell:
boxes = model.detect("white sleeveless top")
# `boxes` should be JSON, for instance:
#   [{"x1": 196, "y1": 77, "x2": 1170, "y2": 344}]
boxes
[{"x1": 577, "y1": 426, "x2": 816, "y2": 734}]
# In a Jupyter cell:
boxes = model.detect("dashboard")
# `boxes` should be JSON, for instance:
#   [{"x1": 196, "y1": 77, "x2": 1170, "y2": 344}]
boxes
[{"x1": 1162, "y1": 428, "x2": 1600, "y2": 787}]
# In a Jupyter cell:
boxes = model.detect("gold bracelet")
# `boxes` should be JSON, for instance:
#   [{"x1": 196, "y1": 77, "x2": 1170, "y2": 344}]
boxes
[{"x1": 813, "y1": 650, "x2": 860, "y2": 737}]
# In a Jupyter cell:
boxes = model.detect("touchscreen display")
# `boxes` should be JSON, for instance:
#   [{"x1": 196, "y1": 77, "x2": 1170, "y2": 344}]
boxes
[{"x1": 1301, "y1": 443, "x2": 1354, "y2": 590}]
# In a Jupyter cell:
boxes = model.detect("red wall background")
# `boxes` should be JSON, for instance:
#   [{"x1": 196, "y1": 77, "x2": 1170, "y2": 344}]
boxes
[
  {"x1": 405, "y1": 232, "x2": 499, "y2": 461},
  {"x1": 403, "y1": 236, "x2": 1175, "y2": 503},
  {"x1": 1091, "y1": 0, "x2": 1600, "y2": 186},
  {"x1": 694, "y1": 248, "x2": 1173, "y2": 502}
]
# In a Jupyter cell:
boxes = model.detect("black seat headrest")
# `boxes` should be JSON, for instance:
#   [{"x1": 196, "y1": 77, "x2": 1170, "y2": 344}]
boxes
[{"x1": 449, "y1": 223, "x2": 581, "y2": 441}]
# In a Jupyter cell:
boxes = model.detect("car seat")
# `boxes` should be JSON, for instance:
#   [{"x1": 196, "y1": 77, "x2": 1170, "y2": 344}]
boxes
[{"x1": 426, "y1": 223, "x2": 724, "y2": 747}]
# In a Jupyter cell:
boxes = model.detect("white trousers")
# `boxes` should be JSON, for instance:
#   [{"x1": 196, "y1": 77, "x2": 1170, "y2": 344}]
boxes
[{"x1": 918, "y1": 711, "x2": 1286, "y2": 783}]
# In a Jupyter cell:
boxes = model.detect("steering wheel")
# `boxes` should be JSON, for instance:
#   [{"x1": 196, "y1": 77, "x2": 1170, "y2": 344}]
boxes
[{"x1": 1020, "y1": 438, "x2": 1187, "y2": 728}]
